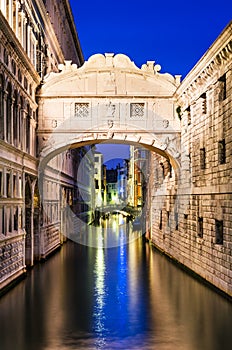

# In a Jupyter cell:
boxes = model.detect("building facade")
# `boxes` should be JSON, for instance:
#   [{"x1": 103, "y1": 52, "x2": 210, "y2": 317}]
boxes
[
  {"x1": 148, "y1": 21, "x2": 232, "y2": 297},
  {"x1": 0, "y1": 0, "x2": 83, "y2": 292}
]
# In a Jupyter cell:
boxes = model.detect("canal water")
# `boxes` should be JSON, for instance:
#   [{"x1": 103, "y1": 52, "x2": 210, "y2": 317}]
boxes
[{"x1": 0, "y1": 217, "x2": 232, "y2": 350}]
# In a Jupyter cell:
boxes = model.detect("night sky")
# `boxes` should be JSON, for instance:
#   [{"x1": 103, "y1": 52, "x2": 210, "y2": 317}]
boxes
[
  {"x1": 69, "y1": 0, "x2": 231, "y2": 160},
  {"x1": 69, "y1": 0, "x2": 231, "y2": 78}
]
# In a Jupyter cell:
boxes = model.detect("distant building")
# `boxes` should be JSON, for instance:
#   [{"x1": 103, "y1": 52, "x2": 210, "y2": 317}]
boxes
[
  {"x1": 94, "y1": 151, "x2": 104, "y2": 207},
  {"x1": 106, "y1": 168, "x2": 118, "y2": 204},
  {"x1": 128, "y1": 146, "x2": 149, "y2": 208},
  {"x1": 117, "y1": 160, "x2": 128, "y2": 204}
]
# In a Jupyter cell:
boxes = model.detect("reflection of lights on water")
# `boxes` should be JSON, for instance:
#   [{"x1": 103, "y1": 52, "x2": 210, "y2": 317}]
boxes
[{"x1": 93, "y1": 238, "x2": 107, "y2": 347}]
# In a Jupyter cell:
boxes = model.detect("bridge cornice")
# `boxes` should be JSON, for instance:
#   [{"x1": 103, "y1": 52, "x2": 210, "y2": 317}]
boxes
[{"x1": 37, "y1": 53, "x2": 181, "y2": 97}]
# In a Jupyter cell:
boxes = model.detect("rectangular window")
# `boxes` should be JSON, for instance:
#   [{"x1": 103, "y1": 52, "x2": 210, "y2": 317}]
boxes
[
  {"x1": 184, "y1": 214, "x2": 188, "y2": 231},
  {"x1": 218, "y1": 74, "x2": 226, "y2": 101},
  {"x1": 186, "y1": 106, "x2": 191, "y2": 125},
  {"x1": 218, "y1": 139, "x2": 226, "y2": 164},
  {"x1": 159, "y1": 210, "x2": 162, "y2": 230},
  {"x1": 198, "y1": 217, "x2": 203, "y2": 238},
  {"x1": 200, "y1": 148, "x2": 206, "y2": 169},
  {"x1": 215, "y1": 220, "x2": 223, "y2": 244},
  {"x1": 175, "y1": 211, "x2": 178, "y2": 230},
  {"x1": 0, "y1": 171, "x2": 2, "y2": 196},
  {"x1": 201, "y1": 93, "x2": 207, "y2": 114},
  {"x1": 6, "y1": 173, "x2": 10, "y2": 197},
  {"x1": 167, "y1": 211, "x2": 170, "y2": 227}
]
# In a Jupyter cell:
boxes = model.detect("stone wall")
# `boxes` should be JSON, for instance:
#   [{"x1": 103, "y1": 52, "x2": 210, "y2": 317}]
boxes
[{"x1": 149, "y1": 21, "x2": 232, "y2": 297}]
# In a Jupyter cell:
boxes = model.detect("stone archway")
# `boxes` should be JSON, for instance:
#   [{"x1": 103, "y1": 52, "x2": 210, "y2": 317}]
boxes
[{"x1": 36, "y1": 53, "x2": 182, "y2": 253}]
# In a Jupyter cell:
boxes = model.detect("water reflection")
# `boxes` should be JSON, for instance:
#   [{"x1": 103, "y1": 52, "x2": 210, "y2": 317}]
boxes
[{"x1": 0, "y1": 218, "x2": 232, "y2": 350}]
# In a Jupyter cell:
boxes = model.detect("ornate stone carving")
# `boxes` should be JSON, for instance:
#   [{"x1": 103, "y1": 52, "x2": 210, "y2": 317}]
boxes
[
  {"x1": 74, "y1": 103, "x2": 89, "y2": 118},
  {"x1": 130, "y1": 103, "x2": 145, "y2": 119}
]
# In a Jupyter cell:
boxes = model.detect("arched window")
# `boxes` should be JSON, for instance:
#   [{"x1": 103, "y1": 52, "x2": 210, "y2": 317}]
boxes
[
  {"x1": 26, "y1": 104, "x2": 31, "y2": 153},
  {"x1": 19, "y1": 96, "x2": 24, "y2": 149},
  {"x1": 6, "y1": 82, "x2": 12, "y2": 143},
  {"x1": 13, "y1": 90, "x2": 18, "y2": 147},
  {"x1": 0, "y1": 74, "x2": 4, "y2": 140}
]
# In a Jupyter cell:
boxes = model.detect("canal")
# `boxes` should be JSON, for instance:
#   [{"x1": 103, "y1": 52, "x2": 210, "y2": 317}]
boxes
[{"x1": 0, "y1": 216, "x2": 232, "y2": 350}]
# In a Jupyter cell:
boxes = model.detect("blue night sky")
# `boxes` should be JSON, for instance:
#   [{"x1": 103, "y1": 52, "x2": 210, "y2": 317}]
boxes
[
  {"x1": 69, "y1": 0, "x2": 231, "y2": 160},
  {"x1": 69, "y1": 0, "x2": 231, "y2": 78}
]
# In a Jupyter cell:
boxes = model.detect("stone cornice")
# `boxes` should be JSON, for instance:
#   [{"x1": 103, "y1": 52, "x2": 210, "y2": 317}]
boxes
[
  {"x1": 176, "y1": 20, "x2": 232, "y2": 103},
  {"x1": 61, "y1": 0, "x2": 84, "y2": 64},
  {"x1": 0, "y1": 11, "x2": 41, "y2": 85},
  {"x1": 34, "y1": 0, "x2": 65, "y2": 64}
]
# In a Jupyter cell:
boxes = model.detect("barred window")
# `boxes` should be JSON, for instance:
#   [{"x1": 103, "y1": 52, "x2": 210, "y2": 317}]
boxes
[
  {"x1": 198, "y1": 217, "x2": 203, "y2": 238},
  {"x1": 200, "y1": 148, "x2": 206, "y2": 169},
  {"x1": 218, "y1": 74, "x2": 226, "y2": 101},
  {"x1": 218, "y1": 139, "x2": 226, "y2": 164},
  {"x1": 74, "y1": 103, "x2": 89, "y2": 118},
  {"x1": 186, "y1": 106, "x2": 191, "y2": 125},
  {"x1": 130, "y1": 103, "x2": 145, "y2": 119},
  {"x1": 215, "y1": 220, "x2": 223, "y2": 245},
  {"x1": 159, "y1": 210, "x2": 162, "y2": 230},
  {"x1": 201, "y1": 93, "x2": 207, "y2": 114}
]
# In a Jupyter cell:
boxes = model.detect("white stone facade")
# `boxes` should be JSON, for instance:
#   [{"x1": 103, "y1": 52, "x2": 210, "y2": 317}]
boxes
[{"x1": 0, "y1": 0, "x2": 83, "y2": 293}]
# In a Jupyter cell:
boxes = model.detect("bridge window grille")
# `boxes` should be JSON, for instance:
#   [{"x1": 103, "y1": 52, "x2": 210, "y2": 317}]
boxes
[
  {"x1": 130, "y1": 103, "x2": 145, "y2": 119},
  {"x1": 215, "y1": 220, "x2": 223, "y2": 244},
  {"x1": 218, "y1": 74, "x2": 226, "y2": 101},
  {"x1": 198, "y1": 217, "x2": 203, "y2": 238},
  {"x1": 74, "y1": 103, "x2": 89, "y2": 118},
  {"x1": 200, "y1": 148, "x2": 206, "y2": 169},
  {"x1": 218, "y1": 139, "x2": 226, "y2": 164}
]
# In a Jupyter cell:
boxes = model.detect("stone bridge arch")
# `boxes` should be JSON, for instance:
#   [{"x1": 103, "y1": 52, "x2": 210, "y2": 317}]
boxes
[{"x1": 37, "y1": 53, "x2": 182, "y2": 172}]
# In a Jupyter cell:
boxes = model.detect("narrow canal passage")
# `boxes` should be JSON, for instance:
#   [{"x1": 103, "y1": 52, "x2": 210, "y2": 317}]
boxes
[{"x1": 0, "y1": 219, "x2": 232, "y2": 350}]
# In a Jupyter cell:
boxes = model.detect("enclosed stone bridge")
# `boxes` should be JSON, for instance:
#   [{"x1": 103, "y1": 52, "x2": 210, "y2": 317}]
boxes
[{"x1": 37, "y1": 53, "x2": 181, "y2": 171}]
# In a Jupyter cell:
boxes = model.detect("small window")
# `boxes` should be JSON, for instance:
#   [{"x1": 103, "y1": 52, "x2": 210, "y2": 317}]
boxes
[
  {"x1": 168, "y1": 162, "x2": 172, "y2": 178},
  {"x1": 218, "y1": 139, "x2": 226, "y2": 164},
  {"x1": 167, "y1": 211, "x2": 170, "y2": 227},
  {"x1": 215, "y1": 220, "x2": 223, "y2": 244},
  {"x1": 159, "y1": 210, "x2": 162, "y2": 230},
  {"x1": 198, "y1": 217, "x2": 203, "y2": 238},
  {"x1": 218, "y1": 74, "x2": 226, "y2": 101},
  {"x1": 200, "y1": 148, "x2": 206, "y2": 169},
  {"x1": 201, "y1": 93, "x2": 207, "y2": 114},
  {"x1": 175, "y1": 211, "x2": 178, "y2": 230},
  {"x1": 184, "y1": 214, "x2": 188, "y2": 231},
  {"x1": 186, "y1": 106, "x2": 191, "y2": 125}
]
